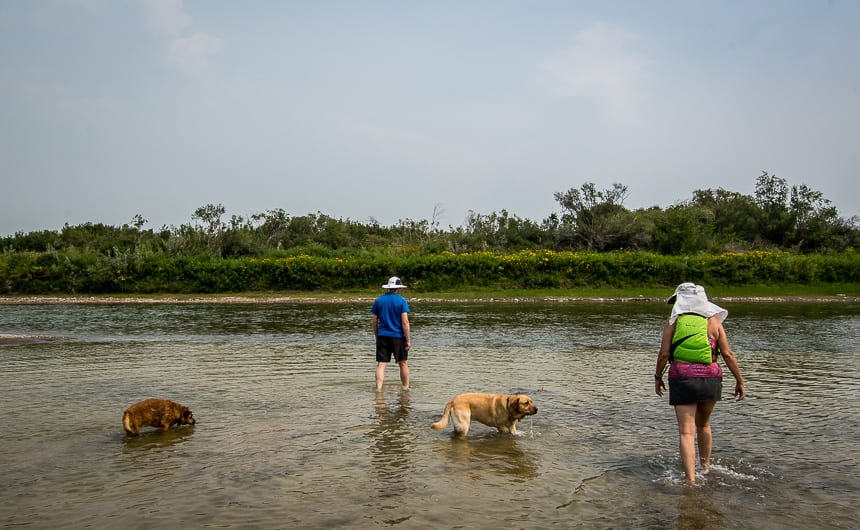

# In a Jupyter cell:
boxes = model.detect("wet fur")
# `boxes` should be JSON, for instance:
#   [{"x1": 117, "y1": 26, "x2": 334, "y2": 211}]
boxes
[
  {"x1": 431, "y1": 393, "x2": 537, "y2": 437},
  {"x1": 123, "y1": 398, "x2": 196, "y2": 436}
]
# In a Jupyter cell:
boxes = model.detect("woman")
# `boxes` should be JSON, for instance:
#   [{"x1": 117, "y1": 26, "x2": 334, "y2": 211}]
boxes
[{"x1": 654, "y1": 282, "x2": 745, "y2": 485}]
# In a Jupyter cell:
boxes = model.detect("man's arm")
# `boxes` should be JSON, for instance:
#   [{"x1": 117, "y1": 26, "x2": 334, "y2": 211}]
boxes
[{"x1": 401, "y1": 313, "x2": 411, "y2": 350}]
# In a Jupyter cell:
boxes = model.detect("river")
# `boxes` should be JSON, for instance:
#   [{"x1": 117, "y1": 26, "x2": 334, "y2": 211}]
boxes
[{"x1": 1, "y1": 299, "x2": 858, "y2": 529}]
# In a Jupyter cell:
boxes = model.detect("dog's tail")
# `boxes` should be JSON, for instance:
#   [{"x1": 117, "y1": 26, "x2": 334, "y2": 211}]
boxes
[
  {"x1": 122, "y1": 410, "x2": 136, "y2": 435},
  {"x1": 430, "y1": 401, "x2": 454, "y2": 430}
]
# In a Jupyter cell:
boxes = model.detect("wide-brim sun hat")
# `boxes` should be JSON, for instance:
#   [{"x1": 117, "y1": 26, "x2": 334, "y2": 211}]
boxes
[
  {"x1": 382, "y1": 276, "x2": 407, "y2": 289},
  {"x1": 666, "y1": 282, "x2": 697, "y2": 304},
  {"x1": 667, "y1": 282, "x2": 727, "y2": 323}
]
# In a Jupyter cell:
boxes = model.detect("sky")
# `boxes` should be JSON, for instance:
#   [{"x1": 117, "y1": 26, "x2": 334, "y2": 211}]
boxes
[{"x1": 2, "y1": 0, "x2": 859, "y2": 236}]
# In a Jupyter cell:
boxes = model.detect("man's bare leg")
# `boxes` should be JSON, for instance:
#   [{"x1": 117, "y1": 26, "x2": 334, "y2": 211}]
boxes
[
  {"x1": 375, "y1": 362, "x2": 386, "y2": 392},
  {"x1": 398, "y1": 360, "x2": 410, "y2": 390}
]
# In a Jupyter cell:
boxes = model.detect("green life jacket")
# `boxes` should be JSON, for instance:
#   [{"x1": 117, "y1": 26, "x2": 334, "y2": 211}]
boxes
[{"x1": 670, "y1": 314, "x2": 716, "y2": 364}]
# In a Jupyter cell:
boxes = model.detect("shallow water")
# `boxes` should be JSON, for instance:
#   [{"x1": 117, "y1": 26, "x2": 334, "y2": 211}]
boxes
[{"x1": 1, "y1": 300, "x2": 858, "y2": 529}]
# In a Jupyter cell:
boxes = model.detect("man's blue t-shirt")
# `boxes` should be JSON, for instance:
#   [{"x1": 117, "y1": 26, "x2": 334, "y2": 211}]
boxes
[{"x1": 371, "y1": 292, "x2": 410, "y2": 338}]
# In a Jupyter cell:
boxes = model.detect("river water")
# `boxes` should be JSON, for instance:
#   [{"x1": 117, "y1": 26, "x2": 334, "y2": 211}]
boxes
[{"x1": 1, "y1": 299, "x2": 858, "y2": 529}]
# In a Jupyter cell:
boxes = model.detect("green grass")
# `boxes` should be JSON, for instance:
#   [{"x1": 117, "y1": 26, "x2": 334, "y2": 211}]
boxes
[
  {"x1": 19, "y1": 282, "x2": 854, "y2": 302},
  {"x1": 414, "y1": 283, "x2": 860, "y2": 299}
]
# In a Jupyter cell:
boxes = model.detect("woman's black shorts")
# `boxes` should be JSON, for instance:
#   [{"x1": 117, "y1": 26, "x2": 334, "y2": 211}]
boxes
[{"x1": 669, "y1": 377, "x2": 722, "y2": 405}]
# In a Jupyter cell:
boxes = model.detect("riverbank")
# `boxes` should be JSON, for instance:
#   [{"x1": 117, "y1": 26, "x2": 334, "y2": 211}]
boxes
[{"x1": 2, "y1": 291, "x2": 859, "y2": 305}]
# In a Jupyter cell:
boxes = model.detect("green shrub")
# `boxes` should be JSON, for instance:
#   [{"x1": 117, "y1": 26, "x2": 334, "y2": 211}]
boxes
[{"x1": 1, "y1": 249, "x2": 857, "y2": 294}]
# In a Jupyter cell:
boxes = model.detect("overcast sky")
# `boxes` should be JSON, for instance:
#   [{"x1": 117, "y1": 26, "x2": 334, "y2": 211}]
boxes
[{"x1": 2, "y1": 0, "x2": 858, "y2": 236}]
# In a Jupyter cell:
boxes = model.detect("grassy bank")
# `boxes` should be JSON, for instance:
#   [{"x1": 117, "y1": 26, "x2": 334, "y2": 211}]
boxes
[
  {"x1": 1, "y1": 283, "x2": 858, "y2": 304},
  {"x1": 2, "y1": 249, "x2": 858, "y2": 296}
]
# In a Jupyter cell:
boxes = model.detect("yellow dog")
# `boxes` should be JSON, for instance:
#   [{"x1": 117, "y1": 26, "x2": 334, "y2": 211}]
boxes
[{"x1": 431, "y1": 393, "x2": 537, "y2": 437}]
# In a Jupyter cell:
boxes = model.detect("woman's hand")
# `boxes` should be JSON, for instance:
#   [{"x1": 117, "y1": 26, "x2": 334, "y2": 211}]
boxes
[
  {"x1": 655, "y1": 377, "x2": 666, "y2": 397},
  {"x1": 734, "y1": 380, "x2": 745, "y2": 401}
]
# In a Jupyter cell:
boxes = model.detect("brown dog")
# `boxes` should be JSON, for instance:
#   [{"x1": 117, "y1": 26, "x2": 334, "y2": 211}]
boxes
[
  {"x1": 431, "y1": 393, "x2": 538, "y2": 437},
  {"x1": 122, "y1": 398, "x2": 196, "y2": 436}
]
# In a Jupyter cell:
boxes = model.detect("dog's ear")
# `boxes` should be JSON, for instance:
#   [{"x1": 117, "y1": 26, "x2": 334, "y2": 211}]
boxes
[
  {"x1": 182, "y1": 409, "x2": 193, "y2": 420},
  {"x1": 512, "y1": 396, "x2": 532, "y2": 413}
]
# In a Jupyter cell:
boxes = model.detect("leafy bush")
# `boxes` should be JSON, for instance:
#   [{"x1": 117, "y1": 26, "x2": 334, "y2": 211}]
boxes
[{"x1": 1, "y1": 248, "x2": 857, "y2": 295}]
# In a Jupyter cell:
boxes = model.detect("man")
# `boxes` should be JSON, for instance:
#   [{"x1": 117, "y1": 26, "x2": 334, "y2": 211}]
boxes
[{"x1": 371, "y1": 276, "x2": 411, "y2": 391}]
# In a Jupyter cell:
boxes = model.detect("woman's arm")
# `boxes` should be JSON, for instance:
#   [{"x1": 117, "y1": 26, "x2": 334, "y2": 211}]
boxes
[
  {"x1": 654, "y1": 320, "x2": 673, "y2": 396},
  {"x1": 710, "y1": 318, "x2": 745, "y2": 400}
]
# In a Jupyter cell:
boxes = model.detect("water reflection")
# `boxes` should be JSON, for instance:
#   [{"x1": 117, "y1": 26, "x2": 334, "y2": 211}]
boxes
[
  {"x1": 675, "y1": 487, "x2": 725, "y2": 530},
  {"x1": 121, "y1": 425, "x2": 196, "y2": 451},
  {"x1": 437, "y1": 435, "x2": 539, "y2": 479},
  {"x1": 369, "y1": 390, "x2": 414, "y2": 497}
]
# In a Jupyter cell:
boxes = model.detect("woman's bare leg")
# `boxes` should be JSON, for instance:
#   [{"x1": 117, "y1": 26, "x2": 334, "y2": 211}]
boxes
[
  {"x1": 674, "y1": 404, "x2": 698, "y2": 484},
  {"x1": 695, "y1": 401, "x2": 717, "y2": 470}
]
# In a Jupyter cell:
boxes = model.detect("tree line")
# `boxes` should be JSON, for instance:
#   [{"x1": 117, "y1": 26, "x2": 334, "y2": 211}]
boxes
[{"x1": 3, "y1": 171, "x2": 858, "y2": 258}]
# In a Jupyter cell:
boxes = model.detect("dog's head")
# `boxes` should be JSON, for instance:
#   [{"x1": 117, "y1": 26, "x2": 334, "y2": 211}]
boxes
[
  {"x1": 178, "y1": 407, "x2": 196, "y2": 426},
  {"x1": 509, "y1": 395, "x2": 538, "y2": 419}
]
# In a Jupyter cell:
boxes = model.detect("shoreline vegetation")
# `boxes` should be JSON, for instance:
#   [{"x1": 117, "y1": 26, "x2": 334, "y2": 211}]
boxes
[
  {"x1": 3, "y1": 175, "x2": 857, "y2": 298},
  {"x1": 3, "y1": 250, "x2": 858, "y2": 296}
]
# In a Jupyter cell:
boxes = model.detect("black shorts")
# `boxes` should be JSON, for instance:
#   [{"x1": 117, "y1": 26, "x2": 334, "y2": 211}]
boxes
[
  {"x1": 669, "y1": 377, "x2": 722, "y2": 406},
  {"x1": 376, "y1": 336, "x2": 408, "y2": 363}
]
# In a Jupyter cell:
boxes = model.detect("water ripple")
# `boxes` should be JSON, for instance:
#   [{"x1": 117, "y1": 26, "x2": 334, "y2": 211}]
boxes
[{"x1": 1, "y1": 301, "x2": 858, "y2": 528}]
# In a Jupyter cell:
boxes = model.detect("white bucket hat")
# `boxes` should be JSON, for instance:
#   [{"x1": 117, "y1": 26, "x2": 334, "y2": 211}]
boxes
[
  {"x1": 667, "y1": 282, "x2": 727, "y2": 324},
  {"x1": 382, "y1": 276, "x2": 407, "y2": 289}
]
